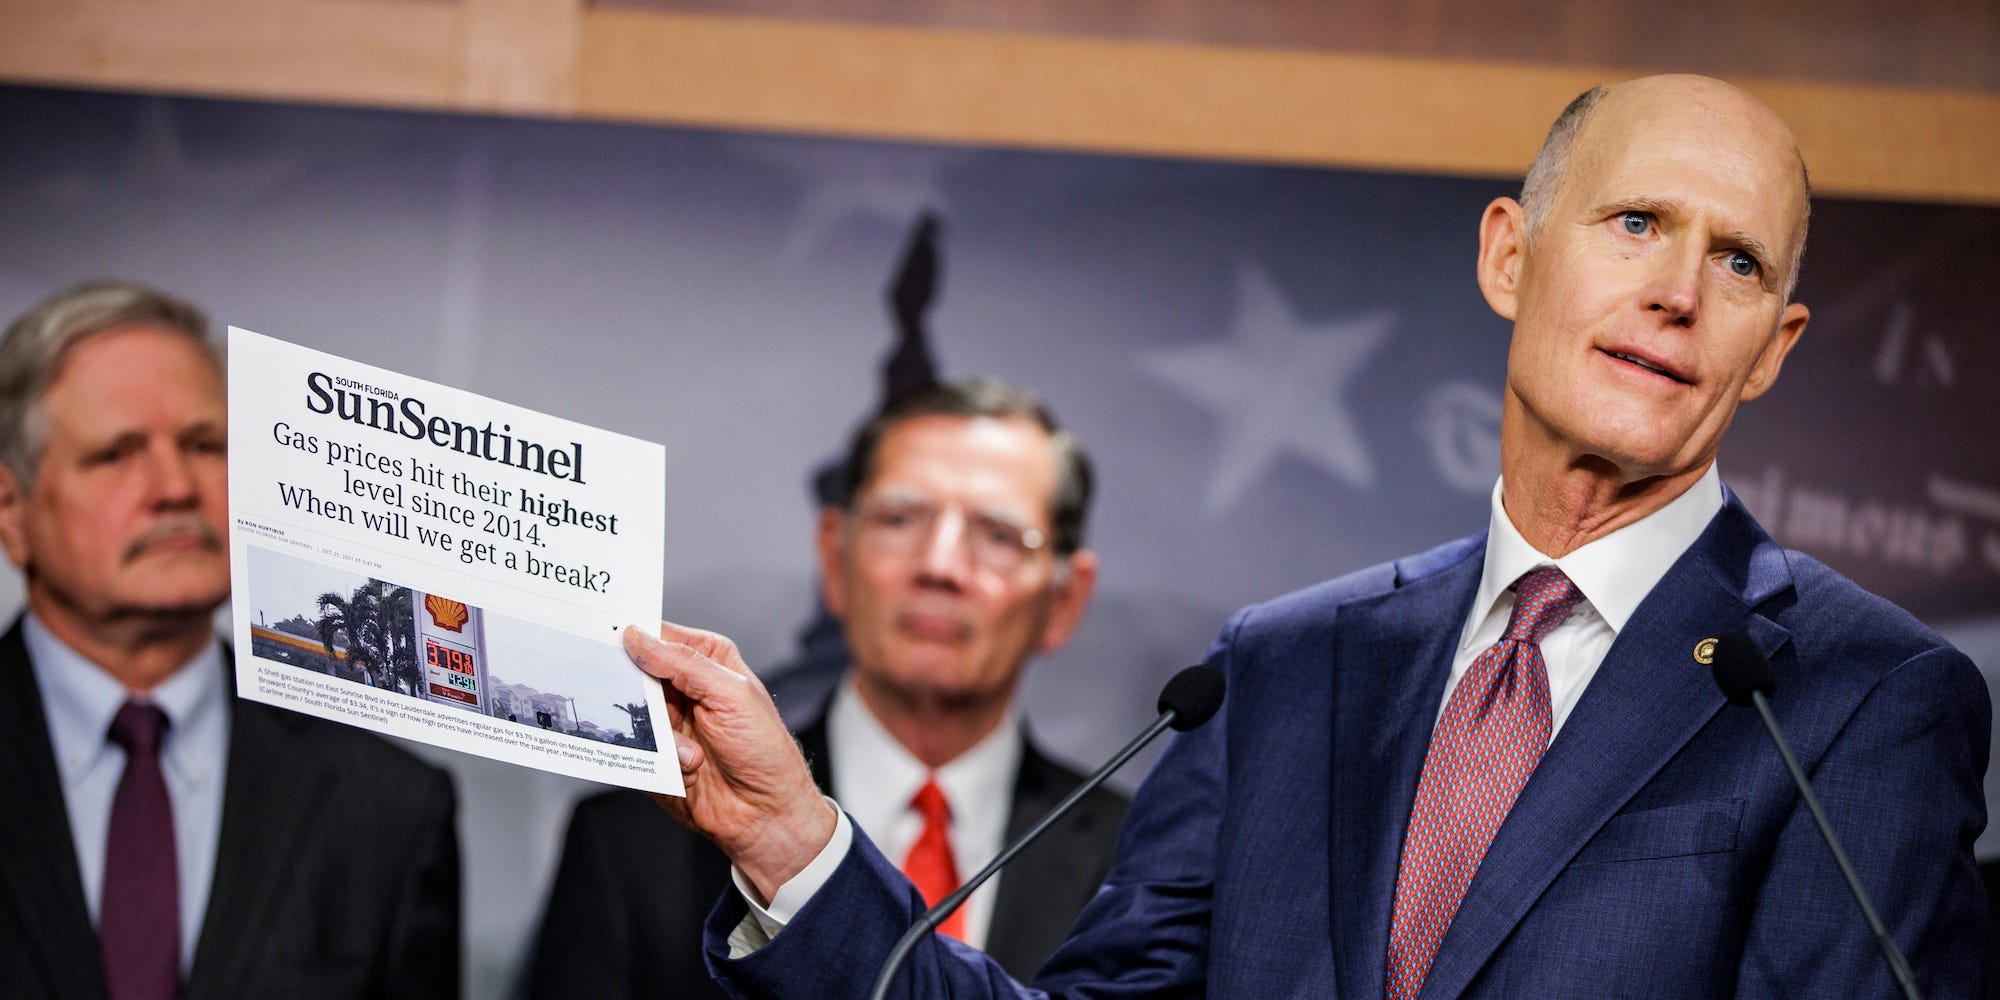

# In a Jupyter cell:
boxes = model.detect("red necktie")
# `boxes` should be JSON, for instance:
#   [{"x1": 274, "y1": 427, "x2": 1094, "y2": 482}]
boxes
[
  {"x1": 100, "y1": 701, "x2": 182, "y2": 1000},
  {"x1": 1384, "y1": 567, "x2": 1584, "y2": 999},
  {"x1": 901, "y1": 776, "x2": 967, "y2": 940}
]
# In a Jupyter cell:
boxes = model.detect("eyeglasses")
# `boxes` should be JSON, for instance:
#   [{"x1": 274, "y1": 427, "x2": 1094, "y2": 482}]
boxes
[{"x1": 849, "y1": 498, "x2": 1049, "y2": 573}]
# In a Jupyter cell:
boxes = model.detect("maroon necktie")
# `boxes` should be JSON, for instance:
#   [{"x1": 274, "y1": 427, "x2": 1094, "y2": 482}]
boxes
[
  {"x1": 1384, "y1": 567, "x2": 1584, "y2": 999},
  {"x1": 100, "y1": 701, "x2": 181, "y2": 1000}
]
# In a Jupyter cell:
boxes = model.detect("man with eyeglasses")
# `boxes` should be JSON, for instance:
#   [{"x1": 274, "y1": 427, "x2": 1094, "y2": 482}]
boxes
[{"x1": 527, "y1": 377, "x2": 1123, "y2": 998}]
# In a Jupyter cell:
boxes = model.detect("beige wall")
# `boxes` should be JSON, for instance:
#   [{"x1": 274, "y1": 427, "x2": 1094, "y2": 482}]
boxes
[{"x1": 1, "y1": 0, "x2": 1995, "y2": 203}]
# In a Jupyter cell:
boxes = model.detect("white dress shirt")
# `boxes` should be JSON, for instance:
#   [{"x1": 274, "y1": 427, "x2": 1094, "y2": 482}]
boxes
[
  {"x1": 1448, "y1": 464, "x2": 1723, "y2": 739},
  {"x1": 827, "y1": 678, "x2": 1021, "y2": 949},
  {"x1": 730, "y1": 679, "x2": 1022, "y2": 954},
  {"x1": 732, "y1": 464, "x2": 1727, "y2": 953},
  {"x1": 26, "y1": 612, "x2": 230, "y2": 973}
]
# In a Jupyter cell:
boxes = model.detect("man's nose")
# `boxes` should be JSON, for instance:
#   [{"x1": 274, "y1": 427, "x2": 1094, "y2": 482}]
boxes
[
  {"x1": 914, "y1": 509, "x2": 975, "y2": 584},
  {"x1": 1645, "y1": 239, "x2": 1704, "y2": 325},
  {"x1": 145, "y1": 442, "x2": 201, "y2": 506}
]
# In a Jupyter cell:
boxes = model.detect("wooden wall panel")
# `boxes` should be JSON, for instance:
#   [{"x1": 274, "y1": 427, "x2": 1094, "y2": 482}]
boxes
[
  {"x1": 575, "y1": 12, "x2": 2000, "y2": 205},
  {"x1": 602, "y1": 0, "x2": 2000, "y2": 95},
  {"x1": 0, "y1": 0, "x2": 462, "y2": 106},
  {"x1": 576, "y1": 13, "x2": 1586, "y2": 174},
  {"x1": 1, "y1": 0, "x2": 1996, "y2": 204},
  {"x1": 457, "y1": 0, "x2": 584, "y2": 112}
]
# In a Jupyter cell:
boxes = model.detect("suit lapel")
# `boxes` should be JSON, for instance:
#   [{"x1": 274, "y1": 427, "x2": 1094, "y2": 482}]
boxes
[
  {"x1": 985, "y1": 740, "x2": 1099, "y2": 976},
  {"x1": 0, "y1": 621, "x2": 108, "y2": 1000},
  {"x1": 1418, "y1": 498, "x2": 1794, "y2": 999},
  {"x1": 1328, "y1": 543, "x2": 1484, "y2": 999},
  {"x1": 183, "y1": 696, "x2": 333, "y2": 1000}
]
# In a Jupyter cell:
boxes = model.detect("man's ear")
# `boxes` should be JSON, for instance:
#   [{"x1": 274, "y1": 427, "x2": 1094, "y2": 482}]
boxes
[
  {"x1": 1035, "y1": 548, "x2": 1098, "y2": 655},
  {"x1": 813, "y1": 506, "x2": 849, "y2": 621},
  {"x1": 1740, "y1": 302, "x2": 1809, "y2": 402},
  {"x1": 0, "y1": 466, "x2": 31, "y2": 572},
  {"x1": 1476, "y1": 196, "x2": 1530, "y2": 322}
]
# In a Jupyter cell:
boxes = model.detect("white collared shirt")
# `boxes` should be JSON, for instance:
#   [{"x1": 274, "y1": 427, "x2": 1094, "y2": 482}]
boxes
[
  {"x1": 1446, "y1": 464, "x2": 1724, "y2": 737},
  {"x1": 729, "y1": 681, "x2": 1023, "y2": 954},
  {"x1": 828, "y1": 678, "x2": 1021, "y2": 950},
  {"x1": 26, "y1": 612, "x2": 230, "y2": 973}
]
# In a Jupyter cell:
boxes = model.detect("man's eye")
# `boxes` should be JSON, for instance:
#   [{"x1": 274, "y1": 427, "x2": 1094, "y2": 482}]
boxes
[
  {"x1": 1619, "y1": 212, "x2": 1651, "y2": 235},
  {"x1": 974, "y1": 519, "x2": 1023, "y2": 549},
  {"x1": 866, "y1": 505, "x2": 933, "y2": 532},
  {"x1": 1725, "y1": 251, "x2": 1758, "y2": 277}
]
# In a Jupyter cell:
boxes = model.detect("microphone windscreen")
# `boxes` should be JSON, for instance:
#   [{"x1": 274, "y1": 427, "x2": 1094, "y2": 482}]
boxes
[
  {"x1": 1711, "y1": 631, "x2": 1775, "y2": 707},
  {"x1": 1158, "y1": 665, "x2": 1226, "y2": 732}
]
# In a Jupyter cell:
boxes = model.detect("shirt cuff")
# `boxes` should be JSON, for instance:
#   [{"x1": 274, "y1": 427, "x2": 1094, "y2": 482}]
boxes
[{"x1": 726, "y1": 799, "x2": 853, "y2": 958}]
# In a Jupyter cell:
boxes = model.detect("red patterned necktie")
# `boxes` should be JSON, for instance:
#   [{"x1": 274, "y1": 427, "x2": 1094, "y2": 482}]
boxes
[
  {"x1": 901, "y1": 776, "x2": 968, "y2": 940},
  {"x1": 1384, "y1": 566, "x2": 1584, "y2": 999},
  {"x1": 100, "y1": 701, "x2": 181, "y2": 1000}
]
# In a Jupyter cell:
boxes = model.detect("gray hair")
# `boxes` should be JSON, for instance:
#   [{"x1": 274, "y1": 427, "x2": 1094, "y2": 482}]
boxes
[
  {"x1": 839, "y1": 377, "x2": 1094, "y2": 556},
  {"x1": 1520, "y1": 84, "x2": 1812, "y2": 302},
  {"x1": 1519, "y1": 86, "x2": 1610, "y2": 244},
  {"x1": 0, "y1": 281, "x2": 217, "y2": 485}
]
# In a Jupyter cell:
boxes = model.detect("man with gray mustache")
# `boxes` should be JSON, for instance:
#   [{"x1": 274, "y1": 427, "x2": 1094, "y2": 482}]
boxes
[{"x1": 0, "y1": 281, "x2": 461, "y2": 1000}]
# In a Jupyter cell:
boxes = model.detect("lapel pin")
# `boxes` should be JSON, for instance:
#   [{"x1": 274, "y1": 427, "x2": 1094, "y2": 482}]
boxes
[{"x1": 1693, "y1": 637, "x2": 1719, "y2": 665}]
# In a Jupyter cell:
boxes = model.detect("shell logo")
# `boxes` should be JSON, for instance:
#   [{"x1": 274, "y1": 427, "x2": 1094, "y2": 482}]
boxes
[{"x1": 425, "y1": 594, "x2": 470, "y2": 632}]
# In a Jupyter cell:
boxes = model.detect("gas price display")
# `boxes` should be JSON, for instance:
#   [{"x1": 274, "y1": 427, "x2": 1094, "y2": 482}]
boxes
[{"x1": 426, "y1": 638, "x2": 480, "y2": 704}]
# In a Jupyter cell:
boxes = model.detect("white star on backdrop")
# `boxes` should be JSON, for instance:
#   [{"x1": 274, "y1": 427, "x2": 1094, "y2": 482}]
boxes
[{"x1": 1141, "y1": 263, "x2": 1395, "y2": 512}]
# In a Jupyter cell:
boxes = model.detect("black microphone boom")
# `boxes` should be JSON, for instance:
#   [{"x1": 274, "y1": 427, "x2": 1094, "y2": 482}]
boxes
[
  {"x1": 1709, "y1": 632, "x2": 1924, "y2": 1000},
  {"x1": 866, "y1": 664, "x2": 1226, "y2": 1000}
]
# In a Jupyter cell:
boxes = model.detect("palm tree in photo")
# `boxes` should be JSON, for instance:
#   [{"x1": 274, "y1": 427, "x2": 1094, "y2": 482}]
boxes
[
  {"x1": 313, "y1": 589, "x2": 371, "y2": 684},
  {"x1": 369, "y1": 583, "x2": 419, "y2": 696},
  {"x1": 315, "y1": 581, "x2": 419, "y2": 692}
]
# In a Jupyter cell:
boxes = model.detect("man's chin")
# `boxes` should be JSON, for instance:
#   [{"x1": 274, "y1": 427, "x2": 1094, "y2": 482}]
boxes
[
  {"x1": 112, "y1": 573, "x2": 232, "y2": 619},
  {"x1": 1583, "y1": 439, "x2": 1715, "y2": 486},
  {"x1": 112, "y1": 593, "x2": 231, "y2": 619},
  {"x1": 873, "y1": 657, "x2": 1019, "y2": 704},
  {"x1": 1564, "y1": 420, "x2": 1704, "y2": 481}
]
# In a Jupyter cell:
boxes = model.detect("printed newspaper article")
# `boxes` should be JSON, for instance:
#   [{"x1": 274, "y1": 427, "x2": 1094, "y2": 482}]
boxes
[{"x1": 227, "y1": 327, "x2": 681, "y2": 794}]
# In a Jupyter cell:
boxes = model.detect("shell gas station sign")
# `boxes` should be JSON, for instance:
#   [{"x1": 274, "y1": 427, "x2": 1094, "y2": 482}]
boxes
[{"x1": 417, "y1": 592, "x2": 488, "y2": 710}]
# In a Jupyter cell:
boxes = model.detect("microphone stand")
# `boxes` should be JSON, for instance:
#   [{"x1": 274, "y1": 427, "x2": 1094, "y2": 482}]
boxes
[{"x1": 1746, "y1": 688, "x2": 1923, "y2": 1000}]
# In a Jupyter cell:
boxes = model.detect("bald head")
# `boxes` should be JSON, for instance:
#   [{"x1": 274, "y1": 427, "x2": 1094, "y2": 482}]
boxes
[
  {"x1": 1476, "y1": 71, "x2": 1815, "y2": 523},
  {"x1": 1521, "y1": 75, "x2": 1811, "y2": 300}
]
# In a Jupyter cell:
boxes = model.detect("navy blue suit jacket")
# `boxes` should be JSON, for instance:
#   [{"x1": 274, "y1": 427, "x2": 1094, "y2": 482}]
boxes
[{"x1": 705, "y1": 496, "x2": 1989, "y2": 997}]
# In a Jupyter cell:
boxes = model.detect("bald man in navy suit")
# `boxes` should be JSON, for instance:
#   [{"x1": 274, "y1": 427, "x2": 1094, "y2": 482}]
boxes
[{"x1": 622, "y1": 75, "x2": 1987, "y2": 997}]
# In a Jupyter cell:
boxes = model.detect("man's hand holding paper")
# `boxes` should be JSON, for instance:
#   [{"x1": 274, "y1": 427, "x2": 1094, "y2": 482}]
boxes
[{"x1": 624, "y1": 622, "x2": 837, "y2": 903}]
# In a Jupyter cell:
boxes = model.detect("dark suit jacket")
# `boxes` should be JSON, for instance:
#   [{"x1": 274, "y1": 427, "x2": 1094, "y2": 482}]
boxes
[
  {"x1": 525, "y1": 711, "x2": 1129, "y2": 998},
  {"x1": 705, "y1": 495, "x2": 1990, "y2": 997},
  {"x1": 0, "y1": 620, "x2": 461, "y2": 1000},
  {"x1": 1986, "y1": 859, "x2": 2000, "y2": 999}
]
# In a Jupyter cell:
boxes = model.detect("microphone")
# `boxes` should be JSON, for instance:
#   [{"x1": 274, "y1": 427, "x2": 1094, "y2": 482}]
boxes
[
  {"x1": 866, "y1": 664, "x2": 1227, "y2": 1000},
  {"x1": 1709, "y1": 632, "x2": 1924, "y2": 1000}
]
